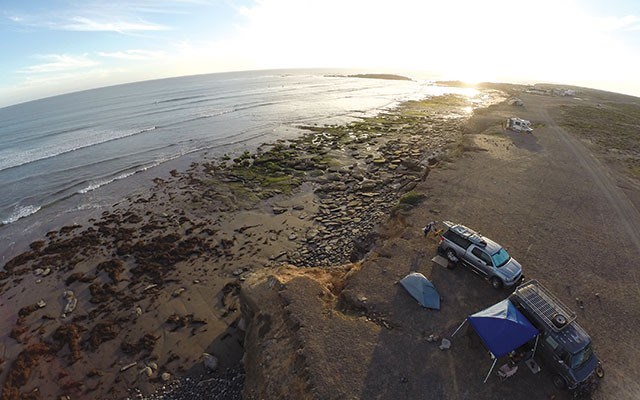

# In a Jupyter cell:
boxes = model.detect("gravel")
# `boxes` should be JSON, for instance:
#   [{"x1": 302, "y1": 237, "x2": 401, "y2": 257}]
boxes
[{"x1": 128, "y1": 367, "x2": 245, "y2": 400}]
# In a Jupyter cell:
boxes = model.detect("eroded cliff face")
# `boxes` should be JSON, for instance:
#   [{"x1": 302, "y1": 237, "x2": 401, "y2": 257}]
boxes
[
  {"x1": 239, "y1": 263, "x2": 379, "y2": 400},
  {"x1": 238, "y1": 202, "x2": 425, "y2": 400}
]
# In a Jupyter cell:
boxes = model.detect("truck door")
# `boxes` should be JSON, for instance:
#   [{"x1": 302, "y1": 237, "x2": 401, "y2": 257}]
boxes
[
  {"x1": 541, "y1": 333, "x2": 569, "y2": 377},
  {"x1": 470, "y1": 247, "x2": 491, "y2": 276}
]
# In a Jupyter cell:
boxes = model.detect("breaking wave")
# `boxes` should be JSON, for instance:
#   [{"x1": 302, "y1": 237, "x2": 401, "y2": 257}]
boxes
[
  {"x1": 0, "y1": 126, "x2": 158, "y2": 172},
  {"x1": 77, "y1": 164, "x2": 159, "y2": 194},
  {"x1": 2, "y1": 205, "x2": 42, "y2": 225}
]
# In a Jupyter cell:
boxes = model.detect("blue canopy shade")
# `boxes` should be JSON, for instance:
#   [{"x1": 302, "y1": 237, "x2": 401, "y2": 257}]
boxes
[
  {"x1": 468, "y1": 299, "x2": 538, "y2": 358},
  {"x1": 400, "y1": 272, "x2": 441, "y2": 310}
]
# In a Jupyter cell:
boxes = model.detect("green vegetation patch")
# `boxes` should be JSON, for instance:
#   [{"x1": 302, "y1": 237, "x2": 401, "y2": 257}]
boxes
[
  {"x1": 556, "y1": 103, "x2": 640, "y2": 176},
  {"x1": 557, "y1": 104, "x2": 640, "y2": 151},
  {"x1": 402, "y1": 94, "x2": 471, "y2": 110},
  {"x1": 226, "y1": 143, "x2": 309, "y2": 196},
  {"x1": 399, "y1": 191, "x2": 426, "y2": 206},
  {"x1": 198, "y1": 92, "x2": 473, "y2": 206}
]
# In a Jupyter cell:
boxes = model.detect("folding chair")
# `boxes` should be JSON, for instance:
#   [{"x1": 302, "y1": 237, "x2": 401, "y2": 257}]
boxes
[{"x1": 497, "y1": 363, "x2": 518, "y2": 381}]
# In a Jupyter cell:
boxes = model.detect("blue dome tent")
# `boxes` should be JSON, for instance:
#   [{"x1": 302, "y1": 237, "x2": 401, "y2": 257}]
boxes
[
  {"x1": 400, "y1": 272, "x2": 441, "y2": 310},
  {"x1": 452, "y1": 299, "x2": 539, "y2": 382}
]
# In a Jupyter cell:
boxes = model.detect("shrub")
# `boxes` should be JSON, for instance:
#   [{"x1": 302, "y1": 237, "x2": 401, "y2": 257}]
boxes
[{"x1": 399, "y1": 191, "x2": 426, "y2": 206}]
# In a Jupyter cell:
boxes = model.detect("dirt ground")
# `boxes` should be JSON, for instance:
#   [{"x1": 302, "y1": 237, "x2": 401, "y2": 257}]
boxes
[
  {"x1": 2, "y1": 85, "x2": 639, "y2": 400},
  {"x1": 241, "y1": 91, "x2": 640, "y2": 400}
]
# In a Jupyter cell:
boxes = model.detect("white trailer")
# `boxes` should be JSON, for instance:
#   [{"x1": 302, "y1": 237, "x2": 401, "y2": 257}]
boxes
[{"x1": 505, "y1": 117, "x2": 533, "y2": 133}]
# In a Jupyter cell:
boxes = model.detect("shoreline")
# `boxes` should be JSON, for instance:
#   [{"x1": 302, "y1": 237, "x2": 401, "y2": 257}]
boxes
[
  {"x1": 0, "y1": 94, "x2": 418, "y2": 264},
  {"x1": 0, "y1": 91, "x2": 500, "y2": 399},
  {"x1": 0, "y1": 68, "x2": 447, "y2": 241}
]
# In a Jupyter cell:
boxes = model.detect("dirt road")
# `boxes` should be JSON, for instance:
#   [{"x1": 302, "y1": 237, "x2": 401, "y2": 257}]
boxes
[{"x1": 539, "y1": 105, "x2": 640, "y2": 272}]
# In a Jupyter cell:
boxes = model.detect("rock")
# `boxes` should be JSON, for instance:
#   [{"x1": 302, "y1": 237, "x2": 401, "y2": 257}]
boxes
[
  {"x1": 143, "y1": 284, "x2": 158, "y2": 292},
  {"x1": 42, "y1": 267, "x2": 51, "y2": 276},
  {"x1": 63, "y1": 290, "x2": 77, "y2": 314},
  {"x1": 34, "y1": 268, "x2": 44, "y2": 276},
  {"x1": 360, "y1": 181, "x2": 378, "y2": 191},
  {"x1": 237, "y1": 318, "x2": 247, "y2": 332},
  {"x1": 161, "y1": 372, "x2": 171, "y2": 382},
  {"x1": 139, "y1": 366, "x2": 153, "y2": 377},
  {"x1": 120, "y1": 362, "x2": 137, "y2": 372},
  {"x1": 401, "y1": 159, "x2": 422, "y2": 171},
  {"x1": 272, "y1": 207, "x2": 287, "y2": 215},
  {"x1": 288, "y1": 233, "x2": 298, "y2": 241},
  {"x1": 233, "y1": 268, "x2": 244, "y2": 276},
  {"x1": 439, "y1": 338, "x2": 451, "y2": 350},
  {"x1": 134, "y1": 306, "x2": 143, "y2": 317},
  {"x1": 172, "y1": 287, "x2": 186, "y2": 297},
  {"x1": 202, "y1": 353, "x2": 218, "y2": 371},
  {"x1": 269, "y1": 251, "x2": 287, "y2": 261},
  {"x1": 148, "y1": 362, "x2": 158, "y2": 371},
  {"x1": 37, "y1": 299, "x2": 46, "y2": 308}
]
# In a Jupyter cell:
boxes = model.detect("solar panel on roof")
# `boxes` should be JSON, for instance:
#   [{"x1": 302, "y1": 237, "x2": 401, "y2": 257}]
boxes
[{"x1": 516, "y1": 280, "x2": 576, "y2": 332}]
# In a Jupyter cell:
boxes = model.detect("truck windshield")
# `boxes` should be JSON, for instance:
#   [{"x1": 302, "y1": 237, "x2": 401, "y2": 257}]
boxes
[
  {"x1": 570, "y1": 345, "x2": 594, "y2": 369},
  {"x1": 491, "y1": 248, "x2": 511, "y2": 267}
]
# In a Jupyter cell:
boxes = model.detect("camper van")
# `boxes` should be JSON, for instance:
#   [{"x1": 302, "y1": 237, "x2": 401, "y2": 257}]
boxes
[
  {"x1": 509, "y1": 280, "x2": 603, "y2": 392},
  {"x1": 505, "y1": 117, "x2": 533, "y2": 133}
]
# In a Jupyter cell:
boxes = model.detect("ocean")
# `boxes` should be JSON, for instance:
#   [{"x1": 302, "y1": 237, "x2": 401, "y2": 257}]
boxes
[{"x1": 0, "y1": 69, "x2": 475, "y2": 260}]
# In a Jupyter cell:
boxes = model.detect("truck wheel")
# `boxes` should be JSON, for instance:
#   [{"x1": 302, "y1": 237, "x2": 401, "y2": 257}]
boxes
[
  {"x1": 595, "y1": 364, "x2": 604, "y2": 379},
  {"x1": 552, "y1": 375, "x2": 567, "y2": 390},
  {"x1": 491, "y1": 277, "x2": 503, "y2": 290}
]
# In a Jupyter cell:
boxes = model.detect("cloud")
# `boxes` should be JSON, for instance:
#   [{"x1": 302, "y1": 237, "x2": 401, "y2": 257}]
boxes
[
  {"x1": 58, "y1": 16, "x2": 169, "y2": 33},
  {"x1": 594, "y1": 14, "x2": 640, "y2": 32},
  {"x1": 6, "y1": 2, "x2": 176, "y2": 34},
  {"x1": 618, "y1": 15, "x2": 640, "y2": 31},
  {"x1": 98, "y1": 49, "x2": 166, "y2": 60},
  {"x1": 19, "y1": 54, "x2": 100, "y2": 74}
]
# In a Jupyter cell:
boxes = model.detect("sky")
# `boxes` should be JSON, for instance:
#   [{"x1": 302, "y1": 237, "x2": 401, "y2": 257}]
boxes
[{"x1": 1, "y1": 0, "x2": 640, "y2": 107}]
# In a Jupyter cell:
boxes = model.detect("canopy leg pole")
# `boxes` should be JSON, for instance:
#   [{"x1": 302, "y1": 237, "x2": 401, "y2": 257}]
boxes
[
  {"x1": 531, "y1": 334, "x2": 540, "y2": 358},
  {"x1": 484, "y1": 357, "x2": 498, "y2": 383},
  {"x1": 451, "y1": 319, "x2": 467, "y2": 338}
]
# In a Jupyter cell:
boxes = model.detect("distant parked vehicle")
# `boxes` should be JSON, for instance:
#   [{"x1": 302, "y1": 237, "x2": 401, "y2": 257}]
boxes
[
  {"x1": 505, "y1": 117, "x2": 533, "y2": 133},
  {"x1": 509, "y1": 280, "x2": 603, "y2": 393},
  {"x1": 438, "y1": 221, "x2": 523, "y2": 289}
]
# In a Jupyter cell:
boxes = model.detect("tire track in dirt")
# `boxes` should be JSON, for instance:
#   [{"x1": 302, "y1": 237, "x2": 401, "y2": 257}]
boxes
[{"x1": 536, "y1": 107, "x2": 640, "y2": 298}]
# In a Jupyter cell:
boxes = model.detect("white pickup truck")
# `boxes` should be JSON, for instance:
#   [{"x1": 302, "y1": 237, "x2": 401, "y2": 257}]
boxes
[{"x1": 438, "y1": 221, "x2": 523, "y2": 289}]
